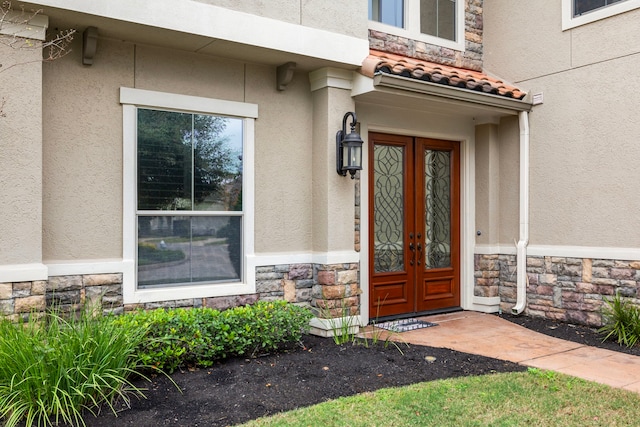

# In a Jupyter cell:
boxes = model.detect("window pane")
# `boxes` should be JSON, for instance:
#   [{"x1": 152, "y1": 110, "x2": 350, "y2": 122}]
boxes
[
  {"x1": 193, "y1": 116, "x2": 243, "y2": 211},
  {"x1": 421, "y1": 0, "x2": 456, "y2": 41},
  {"x1": 137, "y1": 109, "x2": 193, "y2": 210},
  {"x1": 369, "y1": 0, "x2": 404, "y2": 28},
  {"x1": 191, "y1": 216, "x2": 241, "y2": 282},
  {"x1": 138, "y1": 215, "x2": 191, "y2": 286},
  {"x1": 137, "y1": 215, "x2": 241, "y2": 287},
  {"x1": 574, "y1": 0, "x2": 625, "y2": 16}
]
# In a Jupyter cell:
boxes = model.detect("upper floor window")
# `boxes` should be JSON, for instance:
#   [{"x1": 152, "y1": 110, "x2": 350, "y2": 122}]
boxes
[
  {"x1": 368, "y1": 0, "x2": 464, "y2": 51},
  {"x1": 574, "y1": 0, "x2": 625, "y2": 16},
  {"x1": 563, "y1": 0, "x2": 640, "y2": 29}
]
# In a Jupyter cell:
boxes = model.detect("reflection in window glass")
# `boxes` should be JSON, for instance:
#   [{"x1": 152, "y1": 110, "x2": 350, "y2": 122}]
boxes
[
  {"x1": 137, "y1": 109, "x2": 243, "y2": 212},
  {"x1": 421, "y1": 0, "x2": 456, "y2": 41},
  {"x1": 136, "y1": 109, "x2": 244, "y2": 288},
  {"x1": 137, "y1": 216, "x2": 241, "y2": 287},
  {"x1": 369, "y1": 0, "x2": 404, "y2": 28},
  {"x1": 574, "y1": 0, "x2": 625, "y2": 16}
]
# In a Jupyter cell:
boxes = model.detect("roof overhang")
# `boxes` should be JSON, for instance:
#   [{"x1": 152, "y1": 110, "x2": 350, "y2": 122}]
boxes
[{"x1": 353, "y1": 72, "x2": 532, "y2": 122}]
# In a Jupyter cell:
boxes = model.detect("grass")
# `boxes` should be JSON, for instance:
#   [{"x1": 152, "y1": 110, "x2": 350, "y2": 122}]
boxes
[{"x1": 241, "y1": 369, "x2": 640, "y2": 426}]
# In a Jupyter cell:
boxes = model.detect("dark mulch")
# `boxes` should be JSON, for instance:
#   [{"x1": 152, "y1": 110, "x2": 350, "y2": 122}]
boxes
[{"x1": 82, "y1": 313, "x2": 635, "y2": 427}]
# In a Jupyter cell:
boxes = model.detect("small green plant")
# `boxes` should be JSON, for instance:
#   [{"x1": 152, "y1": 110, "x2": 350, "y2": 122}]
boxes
[
  {"x1": 317, "y1": 295, "x2": 358, "y2": 345},
  {"x1": 360, "y1": 297, "x2": 407, "y2": 354},
  {"x1": 599, "y1": 292, "x2": 640, "y2": 347},
  {"x1": 114, "y1": 301, "x2": 313, "y2": 373},
  {"x1": 0, "y1": 305, "x2": 148, "y2": 427}
]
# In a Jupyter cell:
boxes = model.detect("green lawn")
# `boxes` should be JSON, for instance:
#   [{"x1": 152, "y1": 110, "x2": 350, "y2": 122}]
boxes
[{"x1": 241, "y1": 369, "x2": 640, "y2": 427}]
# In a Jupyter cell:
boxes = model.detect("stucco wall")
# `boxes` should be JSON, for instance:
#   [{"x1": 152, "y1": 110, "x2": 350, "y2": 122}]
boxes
[
  {"x1": 497, "y1": 117, "x2": 520, "y2": 246},
  {"x1": 484, "y1": 1, "x2": 640, "y2": 248},
  {"x1": 43, "y1": 37, "x2": 132, "y2": 261},
  {"x1": 42, "y1": 35, "x2": 316, "y2": 262},
  {"x1": 192, "y1": 0, "x2": 368, "y2": 38},
  {"x1": 0, "y1": 43, "x2": 43, "y2": 265}
]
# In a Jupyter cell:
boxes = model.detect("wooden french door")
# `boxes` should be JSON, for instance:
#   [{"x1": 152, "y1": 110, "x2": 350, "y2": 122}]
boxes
[{"x1": 369, "y1": 132, "x2": 460, "y2": 318}]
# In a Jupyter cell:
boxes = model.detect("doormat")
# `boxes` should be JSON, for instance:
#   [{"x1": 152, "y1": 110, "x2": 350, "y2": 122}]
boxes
[{"x1": 375, "y1": 318, "x2": 438, "y2": 333}]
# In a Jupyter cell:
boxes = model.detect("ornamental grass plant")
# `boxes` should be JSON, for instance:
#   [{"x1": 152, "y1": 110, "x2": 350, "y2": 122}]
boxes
[
  {"x1": 0, "y1": 306, "x2": 148, "y2": 427},
  {"x1": 599, "y1": 292, "x2": 640, "y2": 347}
]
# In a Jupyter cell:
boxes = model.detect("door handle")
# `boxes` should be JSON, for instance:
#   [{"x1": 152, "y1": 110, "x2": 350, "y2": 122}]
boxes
[
  {"x1": 417, "y1": 242, "x2": 422, "y2": 266},
  {"x1": 409, "y1": 242, "x2": 415, "y2": 266}
]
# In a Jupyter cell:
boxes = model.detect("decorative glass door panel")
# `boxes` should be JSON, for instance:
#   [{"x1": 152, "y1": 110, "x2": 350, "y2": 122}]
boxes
[
  {"x1": 373, "y1": 144, "x2": 405, "y2": 273},
  {"x1": 369, "y1": 133, "x2": 460, "y2": 318},
  {"x1": 424, "y1": 149, "x2": 451, "y2": 269}
]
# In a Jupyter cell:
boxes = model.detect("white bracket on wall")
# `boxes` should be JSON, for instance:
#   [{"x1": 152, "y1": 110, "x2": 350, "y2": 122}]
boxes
[{"x1": 276, "y1": 62, "x2": 296, "y2": 91}]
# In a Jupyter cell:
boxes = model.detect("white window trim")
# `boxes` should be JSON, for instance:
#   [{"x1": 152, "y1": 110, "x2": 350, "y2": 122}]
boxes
[
  {"x1": 120, "y1": 87, "x2": 256, "y2": 304},
  {"x1": 368, "y1": 0, "x2": 465, "y2": 52},
  {"x1": 562, "y1": 0, "x2": 640, "y2": 30}
]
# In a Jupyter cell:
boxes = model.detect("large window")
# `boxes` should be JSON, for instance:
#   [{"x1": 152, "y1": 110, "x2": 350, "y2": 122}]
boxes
[
  {"x1": 121, "y1": 88, "x2": 257, "y2": 304},
  {"x1": 136, "y1": 109, "x2": 243, "y2": 288},
  {"x1": 368, "y1": 0, "x2": 463, "y2": 50},
  {"x1": 563, "y1": 0, "x2": 640, "y2": 28}
]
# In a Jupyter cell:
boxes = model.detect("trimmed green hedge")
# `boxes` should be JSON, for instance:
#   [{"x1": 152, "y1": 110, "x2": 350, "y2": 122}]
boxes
[{"x1": 114, "y1": 301, "x2": 313, "y2": 373}]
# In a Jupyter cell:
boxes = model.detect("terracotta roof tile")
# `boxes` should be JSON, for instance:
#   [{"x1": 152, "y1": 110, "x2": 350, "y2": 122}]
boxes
[{"x1": 361, "y1": 50, "x2": 527, "y2": 100}]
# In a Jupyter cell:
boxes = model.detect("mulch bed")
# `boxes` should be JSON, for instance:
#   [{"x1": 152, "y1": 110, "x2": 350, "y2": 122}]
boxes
[{"x1": 81, "y1": 313, "x2": 636, "y2": 427}]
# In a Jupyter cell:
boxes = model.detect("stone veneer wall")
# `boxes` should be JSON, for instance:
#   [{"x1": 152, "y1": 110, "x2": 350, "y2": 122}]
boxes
[
  {"x1": 1, "y1": 262, "x2": 360, "y2": 320},
  {"x1": 475, "y1": 254, "x2": 640, "y2": 327},
  {"x1": 368, "y1": 0, "x2": 483, "y2": 71}
]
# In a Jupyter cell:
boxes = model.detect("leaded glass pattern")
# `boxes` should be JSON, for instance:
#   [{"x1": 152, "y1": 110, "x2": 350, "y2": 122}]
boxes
[
  {"x1": 424, "y1": 150, "x2": 451, "y2": 268},
  {"x1": 373, "y1": 144, "x2": 404, "y2": 273}
]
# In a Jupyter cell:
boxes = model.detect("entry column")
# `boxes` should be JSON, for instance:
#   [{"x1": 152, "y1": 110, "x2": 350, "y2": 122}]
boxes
[{"x1": 308, "y1": 68, "x2": 360, "y2": 336}]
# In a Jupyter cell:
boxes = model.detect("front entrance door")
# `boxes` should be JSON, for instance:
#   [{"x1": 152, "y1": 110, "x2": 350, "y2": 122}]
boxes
[{"x1": 369, "y1": 132, "x2": 460, "y2": 318}]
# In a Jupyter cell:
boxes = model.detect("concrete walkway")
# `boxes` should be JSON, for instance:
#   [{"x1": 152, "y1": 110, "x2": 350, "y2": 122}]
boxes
[{"x1": 374, "y1": 311, "x2": 640, "y2": 392}]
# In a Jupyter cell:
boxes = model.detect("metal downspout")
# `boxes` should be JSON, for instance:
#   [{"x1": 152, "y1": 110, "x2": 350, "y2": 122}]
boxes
[{"x1": 513, "y1": 111, "x2": 530, "y2": 314}]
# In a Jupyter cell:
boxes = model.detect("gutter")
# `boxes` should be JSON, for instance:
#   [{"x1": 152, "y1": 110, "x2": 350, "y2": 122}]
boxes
[
  {"x1": 371, "y1": 73, "x2": 533, "y2": 113},
  {"x1": 512, "y1": 111, "x2": 530, "y2": 314}
]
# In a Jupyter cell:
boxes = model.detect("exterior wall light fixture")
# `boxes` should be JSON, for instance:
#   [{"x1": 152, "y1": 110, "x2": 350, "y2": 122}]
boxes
[{"x1": 336, "y1": 111, "x2": 363, "y2": 179}]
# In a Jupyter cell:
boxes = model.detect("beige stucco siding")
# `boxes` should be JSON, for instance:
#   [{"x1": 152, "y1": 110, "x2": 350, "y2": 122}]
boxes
[
  {"x1": 497, "y1": 117, "x2": 520, "y2": 246},
  {"x1": 0, "y1": 43, "x2": 43, "y2": 265},
  {"x1": 42, "y1": 34, "x2": 318, "y2": 261},
  {"x1": 246, "y1": 64, "x2": 314, "y2": 253},
  {"x1": 484, "y1": 1, "x2": 571, "y2": 83},
  {"x1": 525, "y1": 56, "x2": 640, "y2": 247},
  {"x1": 192, "y1": 0, "x2": 368, "y2": 38},
  {"x1": 42, "y1": 38, "x2": 133, "y2": 261},
  {"x1": 485, "y1": 0, "x2": 640, "y2": 248}
]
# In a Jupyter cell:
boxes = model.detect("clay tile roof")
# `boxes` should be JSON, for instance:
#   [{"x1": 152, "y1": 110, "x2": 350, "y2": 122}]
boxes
[{"x1": 361, "y1": 50, "x2": 527, "y2": 100}]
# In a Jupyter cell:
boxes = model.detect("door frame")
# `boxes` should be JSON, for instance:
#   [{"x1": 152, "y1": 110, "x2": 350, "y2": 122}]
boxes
[
  {"x1": 358, "y1": 125, "x2": 477, "y2": 325},
  {"x1": 368, "y1": 133, "x2": 461, "y2": 318}
]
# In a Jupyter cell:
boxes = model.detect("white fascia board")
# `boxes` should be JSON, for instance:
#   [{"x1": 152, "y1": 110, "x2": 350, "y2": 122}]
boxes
[
  {"x1": 373, "y1": 73, "x2": 532, "y2": 113},
  {"x1": 33, "y1": 0, "x2": 369, "y2": 66}
]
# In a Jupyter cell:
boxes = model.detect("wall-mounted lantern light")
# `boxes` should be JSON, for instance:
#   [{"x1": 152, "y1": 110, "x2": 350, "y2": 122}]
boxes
[{"x1": 336, "y1": 111, "x2": 364, "y2": 179}]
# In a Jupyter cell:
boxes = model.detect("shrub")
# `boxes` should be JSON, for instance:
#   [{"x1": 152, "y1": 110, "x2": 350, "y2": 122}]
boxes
[
  {"x1": 599, "y1": 292, "x2": 640, "y2": 347},
  {"x1": 0, "y1": 307, "x2": 148, "y2": 427},
  {"x1": 114, "y1": 301, "x2": 313, "y2": 373}
]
